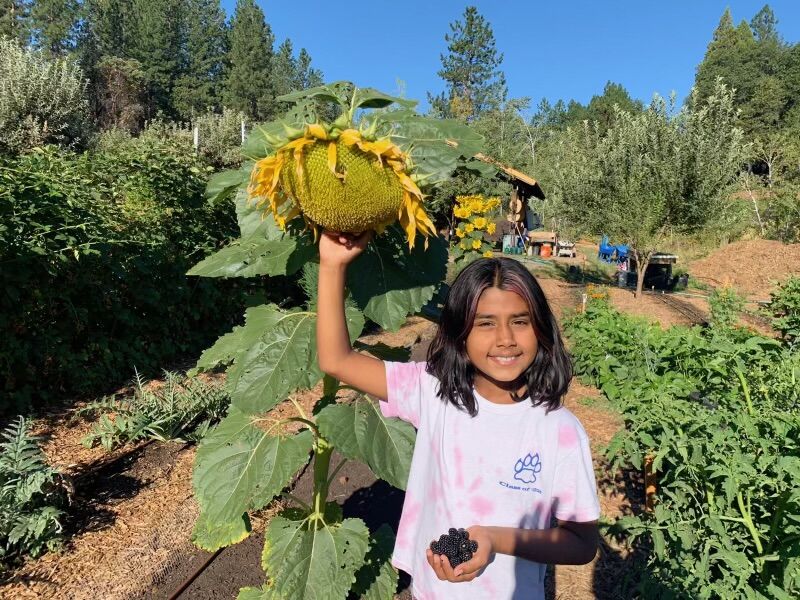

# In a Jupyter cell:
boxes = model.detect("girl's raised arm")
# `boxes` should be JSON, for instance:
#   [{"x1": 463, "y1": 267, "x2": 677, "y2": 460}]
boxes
[{"x1": 316, "y1": 231, "x2": 387, "y2": 400}]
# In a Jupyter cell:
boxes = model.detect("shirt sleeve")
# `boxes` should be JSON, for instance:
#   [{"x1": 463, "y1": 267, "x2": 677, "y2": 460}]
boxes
[
  {"x1": 552, "y1": 419, "x2": 601, "y2": 523},
  {"x1": 378, "y1": 361, "x2": 428, "y2": 429}
]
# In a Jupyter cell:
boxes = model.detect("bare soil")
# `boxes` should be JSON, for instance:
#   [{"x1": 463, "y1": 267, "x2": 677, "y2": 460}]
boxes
[{"x1": 687, "y1": 238, "x2": 800, "y2": 300}]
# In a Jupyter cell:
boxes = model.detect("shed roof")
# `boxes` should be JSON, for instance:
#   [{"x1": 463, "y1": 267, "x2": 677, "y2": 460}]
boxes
[{"x1": 474, "y1": 153, "x2": 546, "y2": 200}]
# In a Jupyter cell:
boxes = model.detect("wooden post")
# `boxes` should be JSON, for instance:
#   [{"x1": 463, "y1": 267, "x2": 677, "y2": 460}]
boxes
[{"x1": 644, "y1": 455, "x2": 657, "y2": 511}]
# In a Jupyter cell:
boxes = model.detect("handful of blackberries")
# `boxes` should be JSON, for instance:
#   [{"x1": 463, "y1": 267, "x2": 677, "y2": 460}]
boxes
[{"x1": 429, "y1": 528, "x2": 479, "y2": 567}]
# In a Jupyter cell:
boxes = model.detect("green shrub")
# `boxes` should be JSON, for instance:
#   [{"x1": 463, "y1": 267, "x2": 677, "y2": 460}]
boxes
[
  {"x1": 565, "y1": 300, "x2": 799, "y2": 598},
  {"x1": 194, "y1": 108, "x2": 247, "y2": 169},
  {"x1": 0, "y1": 38, "x2": 90, "y2": 154},
  {"x1": 763, "y1": 184, "x2": 800, "y2": 243},
  {"x1": 708, "y1": 284, "x2": 745, "y2": 330},
  {"x1": 768, "y1": 276, "x2": 800, "y2": 346},
  {"x1": 80, "y1": 371, "x2": 230, "y2": 451},
  {"x1": 0, "y1": 417, "x2": 67, "y2": 568},
  {"x1": 0, "y1": 138, "x2": 274, "y2": 413}
]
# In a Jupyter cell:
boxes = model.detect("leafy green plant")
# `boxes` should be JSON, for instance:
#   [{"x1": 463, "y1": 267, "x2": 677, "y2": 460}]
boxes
[
  {"x1": 767, "y1": 276, "x2": 800, "y2": 346},
  {"x1": 0, "y1": 417, "x2": 67, "y2": 568},
  {"x1": 0, "y1": 135, "x2": 258, "y2": 413},
  {"x1": 188, "y1": 83, "x2": 486, "y2": 599},
  {"x1": 0, "y1": 38, "x2": 90, "y2": 154},
  {"x1": 80, "y1": 370, "x2": 230, "y2": 451},
  {"x1": 708, "y1": 284, "x2": 745, "y2": 330},
  {"x1": 566, "y1": 298, "x2": 800, "y2": 598}
]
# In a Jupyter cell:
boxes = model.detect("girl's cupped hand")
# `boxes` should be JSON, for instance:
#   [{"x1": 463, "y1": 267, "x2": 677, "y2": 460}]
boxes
[
  {"x1": 425, "y1": 525, "x2": 494, "y2": 583},
  {"x1": 318, "y1": 230, "x2": 372, "y2": 267}
]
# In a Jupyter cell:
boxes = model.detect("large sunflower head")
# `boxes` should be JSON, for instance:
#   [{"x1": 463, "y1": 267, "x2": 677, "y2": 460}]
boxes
[
  {"x1": 248, "y1": 124, "x2": 434, "y2": 248},
  {"x1": 244, "y1": 82, "x2": 493, "y2": 250}
]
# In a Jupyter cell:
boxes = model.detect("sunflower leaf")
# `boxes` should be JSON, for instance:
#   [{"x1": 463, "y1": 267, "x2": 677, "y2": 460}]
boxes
[
  {"x1": 261, "y1": 513, "x2": 370, "y2": 600},
  {"x1": 191, "y1": 408, "x2": 314, "y2": 551},
  {"x1": 316, "y1": 395, "x2": 415, "y2": 490},
  {"x1": 220, "y1": 305, "x2": 364, "y2": 415},
  {"x1": 351, "y1": 524, "x2": 398, "y2": 600},
  {"x1": 353, "y1": 87, "x2": 416, "y2": 110},
  {"x1": 347, "y1": 227, "x2": 447, "y2": 331},
  {"x1": 206, "y1": 168, "x2": 248, "y2": 204}
]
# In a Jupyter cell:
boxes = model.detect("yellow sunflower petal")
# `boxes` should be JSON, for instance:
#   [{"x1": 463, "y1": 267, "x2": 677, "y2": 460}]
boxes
[
  {"x1": 306, "y1": 123, "x2": 327, "y2": 140},
  {"x1": 339, "y1": 129, "x2": 361, "y2": 146}
]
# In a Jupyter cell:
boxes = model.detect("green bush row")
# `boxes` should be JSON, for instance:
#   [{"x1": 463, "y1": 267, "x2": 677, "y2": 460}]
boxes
[
  {"x1": 565, "y1": 296, "x2": 799, "y2": 598},
  {"x1": 0, "y1": 136, "x2": 284, "y2": 414}
]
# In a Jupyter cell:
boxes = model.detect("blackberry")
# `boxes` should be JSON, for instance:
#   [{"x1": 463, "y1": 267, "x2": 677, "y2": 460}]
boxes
[{"x1": 429, "y1": 527, "x2": 479, "y2": 569}]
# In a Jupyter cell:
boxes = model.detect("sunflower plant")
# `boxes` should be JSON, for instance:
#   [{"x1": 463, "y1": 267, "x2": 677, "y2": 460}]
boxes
[
  {"x1": 185, "y1": 82, "x2": 495, "y2": 600},
  {"x1": 451, "y1": 194, "x2": 500, "y2": 266}
]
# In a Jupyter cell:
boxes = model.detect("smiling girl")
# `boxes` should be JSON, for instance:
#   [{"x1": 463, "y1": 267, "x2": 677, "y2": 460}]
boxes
[{"x1": 317, "y1": 231, "x2": 599, "y2": 600}]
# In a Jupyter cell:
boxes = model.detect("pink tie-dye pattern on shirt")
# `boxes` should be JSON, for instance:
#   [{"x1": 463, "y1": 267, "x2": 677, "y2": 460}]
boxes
[{"x1": 558, "y1": 423, "x2": 579, "y2": 448}]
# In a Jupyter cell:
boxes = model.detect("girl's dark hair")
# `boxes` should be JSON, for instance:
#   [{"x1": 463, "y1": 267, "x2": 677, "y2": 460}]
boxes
[{"x1": 426, "y1": 257, "x2": 572, "y2": 416}]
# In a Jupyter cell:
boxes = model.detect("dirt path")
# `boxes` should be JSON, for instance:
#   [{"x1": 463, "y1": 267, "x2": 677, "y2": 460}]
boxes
[{"x1": 3, "y1": 274, "x2": 708, "y2": 600}]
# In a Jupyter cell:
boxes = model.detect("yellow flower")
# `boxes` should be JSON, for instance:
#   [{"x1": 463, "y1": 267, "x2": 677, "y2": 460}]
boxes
[
  {"x1": 459, "y1": 242, "x2": 466, "y2": 249},
  {"x1": 455, "y1": 227, "x2": 465, "y2": 238},
  {"x1": 473, "y1": 216, "x2": 487, "y2": 229},
  {"x1": 249, "y1": 126, "x2": 435, "y2": 249},
  {"x1": 472, "y1": 239, "x2": 481, "y2": 250},
  {"x1": 487, "y1": 222, "x2": 496, "y2": 235},
  {"x1": 465, "y1": 223, "x2": 475, "y2": 233},
  {"x1": 485, "y1": 197, "x2": 501, "y2": 210},
  {"x1": 483, "y1": 250, "x2": 493, "y2": 258}
]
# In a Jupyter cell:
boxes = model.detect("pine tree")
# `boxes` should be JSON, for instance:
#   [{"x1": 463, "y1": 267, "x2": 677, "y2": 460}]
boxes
[
  {"x1": 270, "y1": 39, "x2": 296, "y2": 99},
  {"x1": 432, "y1": 5, "x2": 506, "y2": 121},
  {"x1": 585, "y1": 82, "x2": 644, "y2": 132},
  {"x1": 223, "y1": 0, "x2": 274, "y2": 120},
  {"x1": 750, "y1": 4, "x2": 780, "y2": 43},
  {"x1": 83, "y1": 0, "x2": 131, "y2": 58},
  {"x1": 172, "y1": 0, "x2": 227, "y2": 117},
  {"x1": 28, "y1": 0, "x2": 79, "y2": 54},
  {"x1": 126, "y1": 0, "x2": 183, "y2": 117},
  {"x1": 694, "y1": 9, "x2": 759, "y2": 111},
  {"x1": 0, "y1": 0, "x2": 29, "y2": 43},
  {"x1": 295, "y1": 47, "x2": 322, "y2": 89}
]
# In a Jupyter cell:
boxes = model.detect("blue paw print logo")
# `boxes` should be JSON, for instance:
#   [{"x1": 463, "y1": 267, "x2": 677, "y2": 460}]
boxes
[{"x1": 514, "y1": 453, "x2": 542, "y2": 484}]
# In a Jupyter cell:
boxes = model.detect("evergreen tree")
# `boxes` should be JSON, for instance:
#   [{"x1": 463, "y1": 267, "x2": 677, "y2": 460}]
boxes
[
  {"x1": 750, "y1": 4, "x2": 780, "y2": 43},
  {"x1": 126, "y1": 0, "x2": 183, "y2": 117},
  {"x1": 224, "y1": 0, "x2": 274, "y2": 120},
  {"x1": 84, "y1": 0, "x2": 131, "y2": 58},
  {"x1": 0, "y1": 0, "x2": 29, "y2": 43},
  {"x1": 295, "y1": 47, "x2": 322, "y2": 89},
  {"x1": 28, "y1": 0, "x2": 79, "y2": 54},
  {"x1": 431, "y1": 5, "x2": 506, "y2": 121},
  {"x1": 694, "y1": 9, "x2": 760, "y2": 119},
  {"x1": 172, "y1": 0, "x2": 227, "y2": 117},
  {"x1": 270, "y1": 38, "x2": 296, "y2": 99},
  {"x1": 585, "y1": 81, "x2": 644, "y2": 132}
]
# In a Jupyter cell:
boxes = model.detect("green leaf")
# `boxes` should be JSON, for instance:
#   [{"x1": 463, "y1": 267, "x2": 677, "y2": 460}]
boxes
[
  {"x1": 276, "y1": 81, "x2": 353, "y2": 109},
  {"x1": 192, "y1": 509, "x2": 250, "y2": 552},
  {"x1": 187, "y1": 236, "x2": 313, "y2": 278},
  {"x1": 226, "y1": 305, "x2": 365, "y2": 414},
  {"x1": 316, "y1": 395, "x2": 415, "y2": 490},
  {"x1": 352, "y1": 341, "x2": 412, "y2": 362},
  {"x1": 261, "y1": 513, "x2": 370, "y2": 600},
  {"x1": 348, "y1": 227, "x2": 447, "y2": 331},
  {"x1": 191, "y1": 408, "x2": 314, "y2": 551},
  {"x1": 235, "y1": 188, "x2": 284, "y2": 240},
  {"x1": 191, "y1": 303, "x2": 292, "y2": 375},
  {"x1": 206, "y1": 169, "x2": 248, "y2": 204},
  {"x1": 243, "y1": 121, "x2": 290, "y2": 159},
  {"x1": 352, "y1": 524, "x2": 398, "y2": 600},
  {"x1": 353, "y1": 87, "x2": 416, "y2": 110}
]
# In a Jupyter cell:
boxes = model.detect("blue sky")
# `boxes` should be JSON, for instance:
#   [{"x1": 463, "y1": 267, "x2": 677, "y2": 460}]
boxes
[{"x1": 220, "y1": 1, "x2": 800, "y2": 114}]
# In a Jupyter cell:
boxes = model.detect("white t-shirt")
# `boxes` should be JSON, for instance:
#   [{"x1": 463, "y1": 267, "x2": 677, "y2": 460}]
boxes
[{"x1": 380, "y1": 361, "x2": 600, "y2": 600}]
